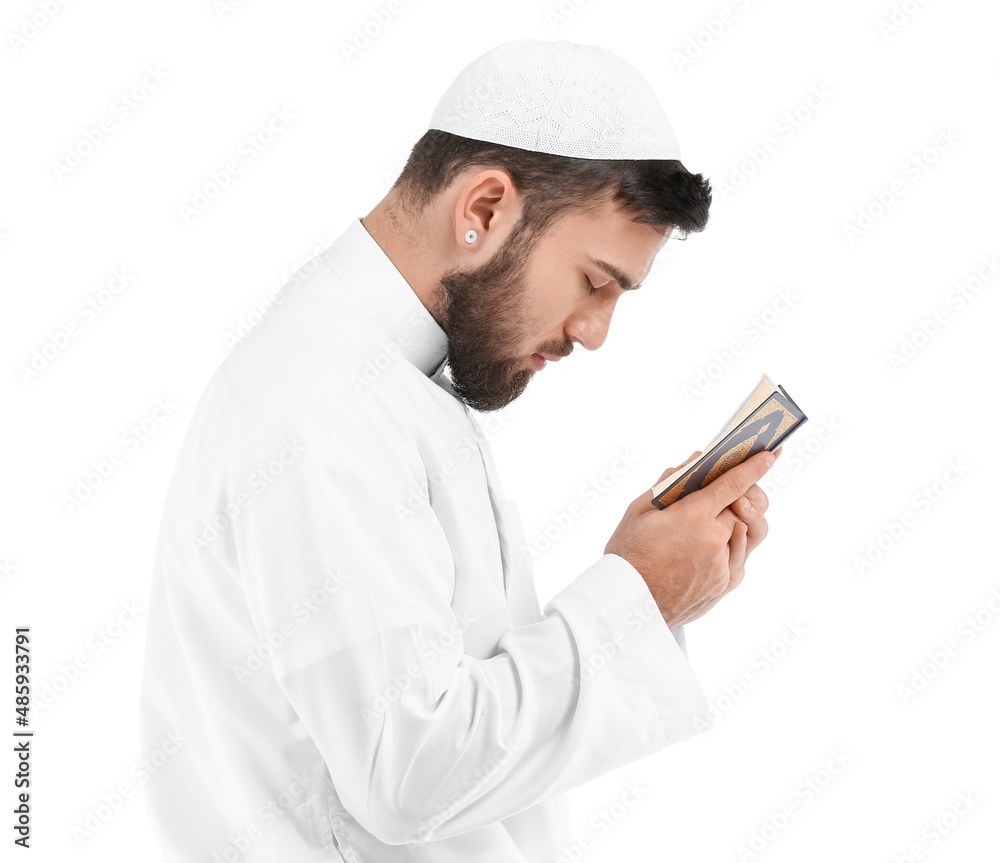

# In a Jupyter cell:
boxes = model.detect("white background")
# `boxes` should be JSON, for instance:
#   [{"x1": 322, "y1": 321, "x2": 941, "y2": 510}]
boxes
[{"x1": 3, "y1": 0, "x2": 998, "y2": 859}]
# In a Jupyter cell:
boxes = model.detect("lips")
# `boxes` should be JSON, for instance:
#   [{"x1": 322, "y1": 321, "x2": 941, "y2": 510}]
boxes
[{"x1": 531, "y1": 352, "x2": 566, "y2": 371}]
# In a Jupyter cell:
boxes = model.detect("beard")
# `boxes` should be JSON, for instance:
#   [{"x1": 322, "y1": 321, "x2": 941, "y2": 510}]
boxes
[{"x1": 435, "y1": 221, "x2": 546, "y2": 413}]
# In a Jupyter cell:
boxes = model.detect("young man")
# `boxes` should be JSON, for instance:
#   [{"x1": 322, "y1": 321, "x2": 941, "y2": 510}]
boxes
[{"x1": 140, "y1": 38, "x2": 779, "y2": 862}]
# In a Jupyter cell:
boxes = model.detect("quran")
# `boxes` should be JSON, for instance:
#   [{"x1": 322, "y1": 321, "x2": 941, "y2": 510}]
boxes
[{"x1": 651, "y1": 374, "x2": 807, "y2": 509}]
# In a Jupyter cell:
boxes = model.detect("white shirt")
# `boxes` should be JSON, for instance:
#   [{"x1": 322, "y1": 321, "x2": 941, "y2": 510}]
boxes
[{"x1": 139, "y1": 216, "x2": 710, "y2": 862}]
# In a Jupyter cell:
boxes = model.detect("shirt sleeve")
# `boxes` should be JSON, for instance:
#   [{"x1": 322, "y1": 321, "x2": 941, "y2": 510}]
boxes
[{"x1": 230, "y1": 382, "x2": 710, "y2": 846}]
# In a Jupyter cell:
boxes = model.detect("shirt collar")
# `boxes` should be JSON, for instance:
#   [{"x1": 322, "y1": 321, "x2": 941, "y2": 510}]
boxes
[{"x1": 321, "y1": 216, "x2": 449, "y2": 379}]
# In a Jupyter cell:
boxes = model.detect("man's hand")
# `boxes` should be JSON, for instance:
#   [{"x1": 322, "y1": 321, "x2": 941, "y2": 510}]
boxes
[{"x1": 604, "y1": 447, "x2": 782, "y2": 629}]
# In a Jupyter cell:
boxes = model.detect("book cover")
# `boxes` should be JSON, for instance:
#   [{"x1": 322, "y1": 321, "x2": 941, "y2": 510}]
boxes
[{"x1": 651, "y1": 376, "x2": 807, "y2": 509}]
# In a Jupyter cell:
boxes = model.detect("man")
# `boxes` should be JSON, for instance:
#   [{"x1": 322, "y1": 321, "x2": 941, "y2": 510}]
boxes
[{"x1": 140, "y1": 38, "x2": 779, "y2": 861}]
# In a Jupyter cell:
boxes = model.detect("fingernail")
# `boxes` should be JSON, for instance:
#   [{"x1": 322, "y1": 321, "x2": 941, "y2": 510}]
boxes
[
  {"x1": 765, "y1": 451, "x2": 776, "y2": 467},
  {"x1": 741, "y1": 496, "x2": 752, "y2": 510}
]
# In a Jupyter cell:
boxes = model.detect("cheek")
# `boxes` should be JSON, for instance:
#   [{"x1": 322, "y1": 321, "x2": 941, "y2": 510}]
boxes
[
  {"x1": 516, "y1": 299, "x2": 560, "y2": 351},
  {"x1": 521, "y1": 275, "x2": 575, "y2": 329}
]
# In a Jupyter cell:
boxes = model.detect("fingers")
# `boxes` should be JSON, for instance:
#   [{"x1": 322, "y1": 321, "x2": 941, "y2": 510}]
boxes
[
  {"x1": 718, "y1": 504, "x2": 742, "y2": 531},
  {"x1": 731, "y1": 496, "x2": 769, "y2": 557},
  {"x1": 742, "y1": 482, "x2": 769, "y2": 514},
  {"x1": 674, "y1": 516, "x2": 752, "y2": 627},
  {"x1": 699, "y1": 449, "x2": 781, "y2": 517},
  {"x1": 727, "y1": 519, "x2": 749, "y2": 590}
]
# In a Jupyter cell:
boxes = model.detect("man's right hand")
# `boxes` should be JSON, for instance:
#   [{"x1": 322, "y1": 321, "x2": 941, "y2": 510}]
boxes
[{"x1": 604, "y1": 447, "x2": 782, "y2": 629}]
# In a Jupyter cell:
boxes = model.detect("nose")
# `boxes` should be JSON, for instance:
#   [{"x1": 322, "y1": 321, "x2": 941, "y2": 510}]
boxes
[{"x1": 565, "y1": 296, "x2": 617, "y2": 351}]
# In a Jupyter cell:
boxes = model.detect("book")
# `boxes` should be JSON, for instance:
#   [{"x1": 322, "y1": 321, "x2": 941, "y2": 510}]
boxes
[{"x1": 650, "y1": 374, "x2": 808, "y2": 509}]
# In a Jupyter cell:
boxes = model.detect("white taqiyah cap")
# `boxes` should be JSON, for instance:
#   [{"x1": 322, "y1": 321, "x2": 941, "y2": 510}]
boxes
[{"x1": 428, "y1": 38, "x2": 682, "y2": 161}]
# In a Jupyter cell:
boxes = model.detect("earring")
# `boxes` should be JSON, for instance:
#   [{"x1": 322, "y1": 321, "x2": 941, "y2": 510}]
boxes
[{"x1": 465, "y1": 229, "x2": 478, "y2": 244}]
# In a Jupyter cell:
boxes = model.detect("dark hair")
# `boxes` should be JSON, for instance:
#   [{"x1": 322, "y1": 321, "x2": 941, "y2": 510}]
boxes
[{"x1": 390, "y1": 129, "x2": 712, "y2": 241}]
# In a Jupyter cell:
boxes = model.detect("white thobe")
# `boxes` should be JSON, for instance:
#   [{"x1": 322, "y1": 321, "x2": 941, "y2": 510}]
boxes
[{"x1": 139, "y1": 216, "x2": 710, "y2": 862}]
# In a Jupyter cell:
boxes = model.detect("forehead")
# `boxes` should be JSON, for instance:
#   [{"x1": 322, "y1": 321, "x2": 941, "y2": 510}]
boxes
[{"x1": 534, "y1": 200, "x2": 670, "y2": 275}]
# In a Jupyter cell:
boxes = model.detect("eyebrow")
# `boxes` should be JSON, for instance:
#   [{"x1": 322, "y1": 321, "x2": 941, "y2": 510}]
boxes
[{"x1": 587, "y1": 255, "x2": 643, "y2": 291}]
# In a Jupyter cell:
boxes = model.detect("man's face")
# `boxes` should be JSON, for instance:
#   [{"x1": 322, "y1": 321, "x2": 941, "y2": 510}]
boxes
[{"x1": 437, "y1": 198, "x2": 670, "y2": 412}]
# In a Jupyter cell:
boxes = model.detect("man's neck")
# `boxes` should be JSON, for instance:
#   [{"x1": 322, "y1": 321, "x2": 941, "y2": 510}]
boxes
[{"x1": 361, "y1": 198, "x2": 447, "y2": 331}]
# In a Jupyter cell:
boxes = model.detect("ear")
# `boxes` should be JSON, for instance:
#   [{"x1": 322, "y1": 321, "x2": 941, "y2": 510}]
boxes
[{"x1": 452, "y1": 169, "x2": 519, "y2": 248}]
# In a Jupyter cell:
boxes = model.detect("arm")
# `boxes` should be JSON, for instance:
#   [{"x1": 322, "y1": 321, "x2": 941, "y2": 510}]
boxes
[{"x1": 231, "y1": 384, "x2": 709, "y2": 845}]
